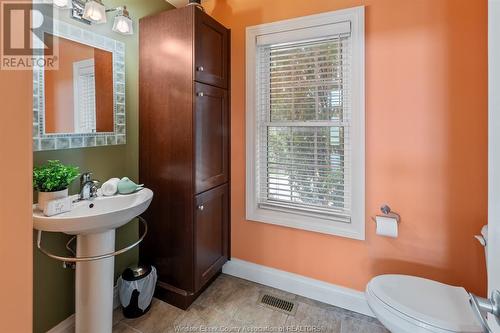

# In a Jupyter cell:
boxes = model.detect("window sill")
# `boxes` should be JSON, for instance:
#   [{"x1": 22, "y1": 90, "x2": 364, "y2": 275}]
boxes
[{"x1": 246, "y1": 206, "x2": 366, "y2": 240}]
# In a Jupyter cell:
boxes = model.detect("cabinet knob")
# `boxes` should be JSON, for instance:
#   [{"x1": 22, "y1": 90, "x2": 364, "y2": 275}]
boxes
[
  {"x1": 197, "y1": 92, "x2": 204, "y2": 97},
  {"x1": 197, "y1": 66, "x2": 204, "y2": 72},
  {"x1": 198, "y1": 205, "x2": 204, "y2": 211}
]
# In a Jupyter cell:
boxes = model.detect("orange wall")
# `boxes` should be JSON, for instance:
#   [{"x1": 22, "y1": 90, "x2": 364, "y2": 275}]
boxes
[
  {"x1": 0, "y1": 1, "x2": 33, "y2": 330},
  {"x1": 203, "y1": 0, "x2": 488, "y2": 294},
  {"x1": 45, "y1": 37, "x2": 95, "y2": 133}
]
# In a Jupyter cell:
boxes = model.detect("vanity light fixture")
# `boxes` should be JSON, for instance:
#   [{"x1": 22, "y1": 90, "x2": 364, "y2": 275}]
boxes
[
  {"x1": 54, "y1": 0, "x2": 134, "y2": 35},
  {"x1": 82, "y1": 0, "x2": 106, "y2": 24},
  {"x1": 112, "y1": 6, "x2": 133, "y2": 35}
]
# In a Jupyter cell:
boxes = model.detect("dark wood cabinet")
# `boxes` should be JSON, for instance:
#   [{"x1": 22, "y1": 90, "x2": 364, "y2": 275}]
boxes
[
  {"x1": 195, "y1": 11, "x2": 229, "y2": 88},
  {"x1": 195, "y1": 82, "x2": 229, "y2": 193},
  {"x1": 195, "y1": 184, "x2": 228, "y2": 290},
  {"x1": 139, "y1": 5, "x2": 230, "y2": 310}
]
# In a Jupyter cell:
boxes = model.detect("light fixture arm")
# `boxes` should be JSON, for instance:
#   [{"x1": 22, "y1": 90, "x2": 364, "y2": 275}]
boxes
[
  {"x1": 59, "y1": 0, "x2": 133, "y2": 35},
  {"x1": 106, "y1": 6, "x2": 130, "y2": 18}
]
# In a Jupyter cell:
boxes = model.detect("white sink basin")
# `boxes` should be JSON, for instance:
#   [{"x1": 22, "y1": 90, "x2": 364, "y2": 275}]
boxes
[
  {"x1": 33, "y1": 187, "x2": 153, "y2": 333},
  {"x1": 33, "y1": 188, "x2": 153, "y2": 235}
]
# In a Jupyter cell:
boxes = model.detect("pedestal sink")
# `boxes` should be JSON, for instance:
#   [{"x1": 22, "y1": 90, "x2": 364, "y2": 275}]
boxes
[{"x1": 33, "y1": 188, "x2": 153, "y2": 333}]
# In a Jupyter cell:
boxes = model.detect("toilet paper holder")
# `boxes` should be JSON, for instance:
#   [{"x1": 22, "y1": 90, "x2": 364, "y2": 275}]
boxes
[{"x1": 371, "y1": 204, "x2": 401, "y2": 223}]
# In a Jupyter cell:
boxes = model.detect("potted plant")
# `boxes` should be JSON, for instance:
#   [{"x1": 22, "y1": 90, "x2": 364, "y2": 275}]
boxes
[{"x1": 33, "y1": 160, "x2": 80, "y2": 210}]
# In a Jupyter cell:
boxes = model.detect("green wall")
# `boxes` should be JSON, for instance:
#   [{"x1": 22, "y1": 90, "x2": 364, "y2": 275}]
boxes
[{"x1": 33, "y1": 1, "x2": 174, "y2": 332}]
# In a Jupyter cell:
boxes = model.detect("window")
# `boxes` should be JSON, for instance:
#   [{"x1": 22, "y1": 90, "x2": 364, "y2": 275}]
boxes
[
  {"x1": 73, "y1": 58, "x2": 97, "y2": 133},
  {"x1": 246, "y1": 7, "x2": 365, "y2": 239}
]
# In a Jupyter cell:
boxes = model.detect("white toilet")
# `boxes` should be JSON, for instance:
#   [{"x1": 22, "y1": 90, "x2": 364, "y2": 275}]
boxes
[
  {"x1": 366, "y1": 275, "x2": 482, "y2": 332},
  {"x1": 366, "y1": 227, "x2": 487, "y2": 333}
]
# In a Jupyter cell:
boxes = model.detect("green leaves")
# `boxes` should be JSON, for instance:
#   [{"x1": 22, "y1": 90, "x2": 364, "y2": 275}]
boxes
[{"x1": 33, "y1": 160, "x2": 80, "y2": 192}]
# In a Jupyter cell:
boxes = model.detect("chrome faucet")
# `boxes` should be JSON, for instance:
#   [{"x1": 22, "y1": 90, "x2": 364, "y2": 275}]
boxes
[{"x1": 79, "y1": 172, "x2": 100, "y2": 201}]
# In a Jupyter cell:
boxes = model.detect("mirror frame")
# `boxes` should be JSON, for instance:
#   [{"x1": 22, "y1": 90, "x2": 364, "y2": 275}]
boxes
[{"x1": 33, "y1": 19, "x2": 126, "y2": 151}]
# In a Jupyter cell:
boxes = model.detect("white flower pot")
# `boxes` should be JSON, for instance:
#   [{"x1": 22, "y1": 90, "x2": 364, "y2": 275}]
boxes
[{"x1": 38, "y1": 188, "x2": 68, "y2": 211}]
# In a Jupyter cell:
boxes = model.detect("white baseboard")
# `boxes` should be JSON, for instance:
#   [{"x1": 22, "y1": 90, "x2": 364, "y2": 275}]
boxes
[
  {"x1": 46, "y1": 314, "x2": 75, "y2": 333},
  {"x1": 46, "y1": 285, "x2": 120, "y2": 333},
  {"x1": 222, "y1": 258, "x2": 374, "y2": 317}
]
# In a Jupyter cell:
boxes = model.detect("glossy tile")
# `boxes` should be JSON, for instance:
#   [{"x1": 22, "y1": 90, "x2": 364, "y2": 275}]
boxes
[
  {"x1": 173, "y1": 303, "x2": 243, "y2": 333},
  {"x1": 113, "y1": 307, "x2": 125, "y2": 325},
  {"x1": 120, "y1": 298, "x2": 184, "y2": 333},
  {"x1": 194, "y1": 275, "x2": 261, "y2": 318},
  {"x1": 340, "y1": 316, "x2": 389, "y2": 333},
  {"x1": 113, "y1": 322, "x2": 142, "y2": 333},
  {"x1": 285, "y1": 301, "x2": 342, "y2": 333},
  {"x1": 295, "y1": 295, "x2": 382, "y2": 325},
  {"x1": 114, "y1": 274, "x2": 387, "y2": 333},
  {"x1": 232, "y1": 295, "x2": 289, "y2": 327}
]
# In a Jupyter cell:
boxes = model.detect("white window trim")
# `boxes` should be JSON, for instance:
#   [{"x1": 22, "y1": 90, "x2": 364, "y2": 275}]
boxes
[
  {"x1": 73, "y1": 58, "x2": 96, "y2": 134},
  {"x1": 246, "y1": 6, "x2": 365, "y2": 240}
]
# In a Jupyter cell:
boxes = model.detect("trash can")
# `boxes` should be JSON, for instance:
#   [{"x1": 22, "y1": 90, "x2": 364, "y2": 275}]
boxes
[{"x1": 117, "y1": 264, "x2": 157, "y2": 318}]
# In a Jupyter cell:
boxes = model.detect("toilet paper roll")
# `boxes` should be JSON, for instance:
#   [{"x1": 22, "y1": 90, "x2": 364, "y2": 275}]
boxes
[{"x1": 375, "y1": 216, "x2": 398, "y2": 238}]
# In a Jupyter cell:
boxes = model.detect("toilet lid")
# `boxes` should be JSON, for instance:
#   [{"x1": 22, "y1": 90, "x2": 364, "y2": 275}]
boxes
[{"x1": 367, "y1": 275, "x2": 482, "y2": 332}]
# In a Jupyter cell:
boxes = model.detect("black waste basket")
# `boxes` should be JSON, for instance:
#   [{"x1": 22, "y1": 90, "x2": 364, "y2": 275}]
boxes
[{"x1": 117, "y1": 264, "x2": 157, "y2": 318}]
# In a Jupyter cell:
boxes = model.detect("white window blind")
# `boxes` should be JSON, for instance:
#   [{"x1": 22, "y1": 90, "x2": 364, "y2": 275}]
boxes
[
  {"x1": 73, "y1": 59, "x2": 97, "y2": 134},
  {"x1": 247, "y1": 7, "x2": 364, "y2": 239},
  {"x1": 256, "y1": 27, "x2": 352, "y2": 223},
  {"x1": 77, "y1": 72, "x2": 96, "y2": 133}
]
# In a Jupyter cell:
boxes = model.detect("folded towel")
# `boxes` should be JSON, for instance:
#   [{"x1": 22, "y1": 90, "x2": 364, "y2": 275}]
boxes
[{"x1": 101, "y1": 178, "x2": 120, "y2": 196}]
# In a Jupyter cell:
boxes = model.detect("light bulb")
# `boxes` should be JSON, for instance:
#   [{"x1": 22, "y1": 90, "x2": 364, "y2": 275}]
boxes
[
  {"x1": 115, "y1": 18, "x2": 129, "y2": 33},
  {"x1": 88, "y1": 8, "x2": 102, "y2": 21},
  {"x1": 82, "y1": 0, "x2": 107, "y2": 24},
  {"x1": 53, "y1": 0, "x2": 69, "y2": 7},
  {"x1": 112, "y1": 11, "x2": 133, "y2": 35}
]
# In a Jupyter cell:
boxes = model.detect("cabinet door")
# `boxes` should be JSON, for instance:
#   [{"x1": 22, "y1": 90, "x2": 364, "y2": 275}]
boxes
[
  {"x1": 195, "y1": 82, "x2": 229, "y2": 194},
  {"x1": 194, "y1": 184, "x2": 229, "y2": 291},
  {"x1": 195, "y1": 9, "x2": 229, "y2": 89}
]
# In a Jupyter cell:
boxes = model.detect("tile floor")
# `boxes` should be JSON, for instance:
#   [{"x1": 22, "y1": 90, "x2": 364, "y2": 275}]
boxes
[{"x1": 112, "y1": 274, "x2": 388, "y2": 333}]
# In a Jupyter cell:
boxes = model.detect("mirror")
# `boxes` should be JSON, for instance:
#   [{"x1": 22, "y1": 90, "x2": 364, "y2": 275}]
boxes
[
  {"x1": 33, "y1": 19, "x2": 126, "y2": 151},
  {"x1": 45, "y1": 35, "x2": 114, "y2": 134}
]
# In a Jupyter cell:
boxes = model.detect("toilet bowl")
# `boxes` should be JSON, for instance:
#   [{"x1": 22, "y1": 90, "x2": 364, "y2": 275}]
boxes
[
  {"x1": 367, "y1": 226, "x2": 488, "y2": 332},
  {"x1": 366, "y1": 275, "x2": 482, "y2": 333}
]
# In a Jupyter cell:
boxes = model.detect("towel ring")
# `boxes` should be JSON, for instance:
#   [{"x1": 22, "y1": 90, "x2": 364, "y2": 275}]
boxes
[{"x1": 36, "y1": 216, "x2": 148, "y2": 263}]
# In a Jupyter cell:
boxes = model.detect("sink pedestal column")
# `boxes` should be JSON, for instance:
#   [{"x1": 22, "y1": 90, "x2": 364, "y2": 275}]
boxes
[{"x1": 75, "y1": 230, "x2": 116, "y2": 333}]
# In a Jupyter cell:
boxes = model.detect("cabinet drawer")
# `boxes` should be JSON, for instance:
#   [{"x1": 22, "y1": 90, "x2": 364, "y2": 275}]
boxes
[
  {"x1": 194, "y1": 184, "x2": 229, "y2": 291},
  {"x1": 194, "y1": 9, "x2": 229, "y2": 88},
  {"x1": 195, "y1": 82, "x2": 229, "y2": 194}
]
